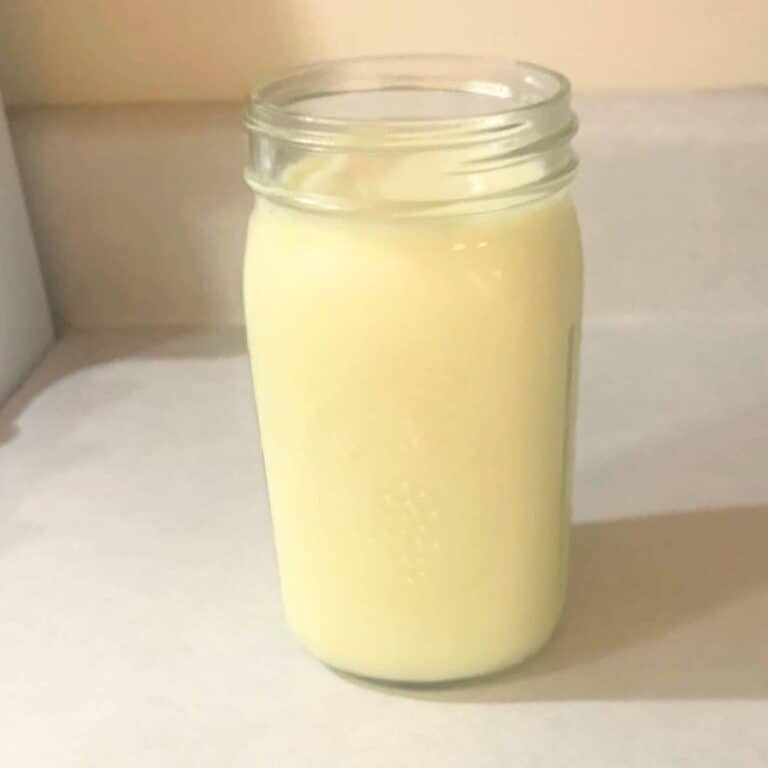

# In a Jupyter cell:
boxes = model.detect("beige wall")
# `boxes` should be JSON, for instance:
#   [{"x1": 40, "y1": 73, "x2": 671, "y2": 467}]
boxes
[{"x1": 1, "y1": 0, "x2": 767, "y2": 105}]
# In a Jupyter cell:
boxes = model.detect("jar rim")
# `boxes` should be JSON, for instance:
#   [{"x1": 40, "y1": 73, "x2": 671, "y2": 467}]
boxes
[{"x1": 246, "y1": 54, "x2": 573, "y2": 150}]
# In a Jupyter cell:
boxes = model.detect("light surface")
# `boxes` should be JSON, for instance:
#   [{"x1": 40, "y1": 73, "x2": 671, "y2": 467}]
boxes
[{"x1": 1, "y1": 324, "x2": 767, "y2": 765}]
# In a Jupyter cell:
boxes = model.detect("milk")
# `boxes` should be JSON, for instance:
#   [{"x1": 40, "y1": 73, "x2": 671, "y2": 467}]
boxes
[{"x1": 244, "y1": 153, "x2": 582, "y2": 681}]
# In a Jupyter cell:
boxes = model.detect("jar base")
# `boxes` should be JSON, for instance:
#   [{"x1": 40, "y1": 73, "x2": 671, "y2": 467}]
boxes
[
  {"x1": 322, "y1": 643, "x2": 545, "y2": 688},
  {"x1": 307, "y1": 615, "x2": 563, "y2": 688}
]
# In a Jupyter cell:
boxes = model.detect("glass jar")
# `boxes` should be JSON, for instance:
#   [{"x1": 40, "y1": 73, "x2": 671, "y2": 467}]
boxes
[{"x1": 244, "y1": 55, "x2": 582, "y2": 683}]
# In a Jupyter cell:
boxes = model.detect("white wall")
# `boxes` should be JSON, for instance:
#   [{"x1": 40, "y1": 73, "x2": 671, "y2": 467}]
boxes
[
  {"x1": 8, "y1": 90, "x2": 768, "y2": 329},
  {"x1": 0, "y1": 92, "x2": 53, "y2": 401},
  {"x1": 2, "y1": 1, "x2": 766, "y2": 334}
]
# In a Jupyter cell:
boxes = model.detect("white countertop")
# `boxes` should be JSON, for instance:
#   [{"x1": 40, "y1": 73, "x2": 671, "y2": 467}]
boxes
[{"x1": 2, "y1": 324, "x2": 767, "y2": 766}]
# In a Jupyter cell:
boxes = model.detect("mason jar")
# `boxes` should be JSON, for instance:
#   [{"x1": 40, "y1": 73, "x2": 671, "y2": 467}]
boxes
[{"x1": 244, "y1": 55, "x2": 582, "y2": 683}]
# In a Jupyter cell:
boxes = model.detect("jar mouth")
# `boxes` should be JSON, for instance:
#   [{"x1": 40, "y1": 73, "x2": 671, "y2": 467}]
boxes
[
  {"x1": 246, "y1": 54, "x2": 573, "y2": 150},
  {"x1": 245, "y1": 55, "x2": 578, "y2": 214}
]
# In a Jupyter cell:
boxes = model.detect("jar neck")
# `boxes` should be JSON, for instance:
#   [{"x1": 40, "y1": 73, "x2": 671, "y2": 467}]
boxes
[{"x1": 245, "y1": 56, "x2": 578, "y2": 216}]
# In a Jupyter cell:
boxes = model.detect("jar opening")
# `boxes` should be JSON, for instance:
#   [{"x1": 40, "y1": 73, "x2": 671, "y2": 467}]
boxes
[
  {"x1": 245, "y1": 55, "x2": 578, "y2": 214},
  {"x1": 247, "y1": 55, "x2": 572, "y2": 148}
]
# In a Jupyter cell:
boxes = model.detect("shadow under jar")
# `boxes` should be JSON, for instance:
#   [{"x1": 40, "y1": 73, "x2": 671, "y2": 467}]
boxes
[{"x1": 244, "y1": 55, "x2": 582, "y2": 684}]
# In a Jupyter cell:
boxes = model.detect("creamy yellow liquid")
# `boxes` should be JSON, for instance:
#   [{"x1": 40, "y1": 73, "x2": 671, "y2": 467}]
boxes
[{"x1": 244, "y1": 154, "x2": 582, "y2": 682}]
